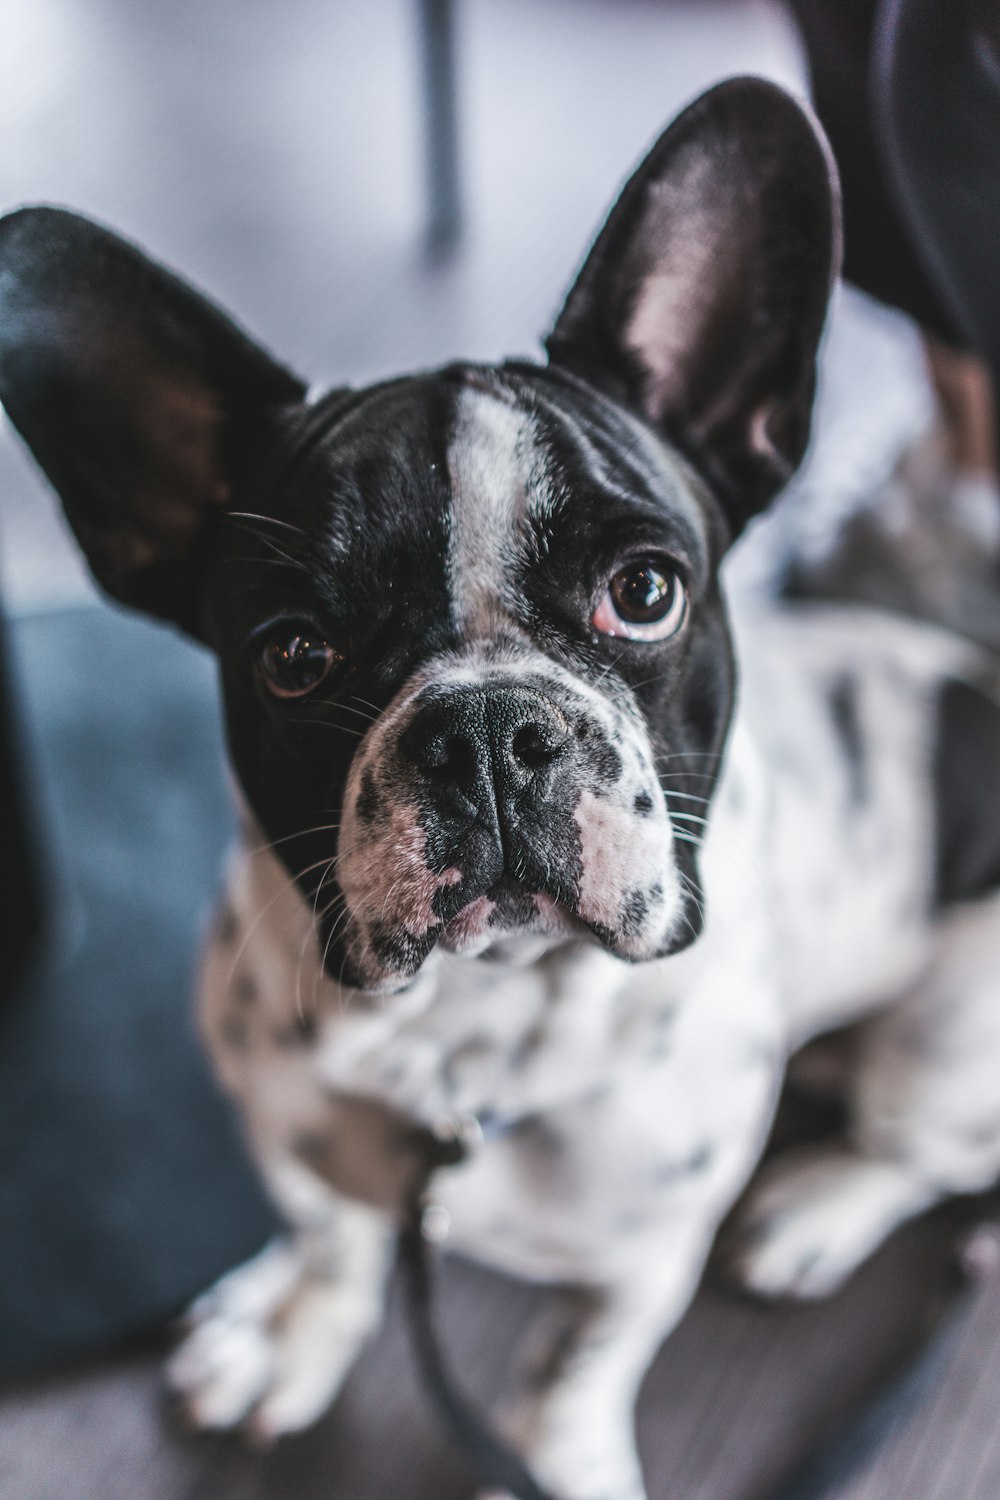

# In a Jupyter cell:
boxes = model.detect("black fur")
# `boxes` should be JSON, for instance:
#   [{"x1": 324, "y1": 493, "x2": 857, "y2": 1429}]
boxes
[
  {"x1": 933, "y1": 677, "x2": 1000, "y2": 905},
  {"x1": 828, "y1": 673, "x2": 867, "y2": 805}
]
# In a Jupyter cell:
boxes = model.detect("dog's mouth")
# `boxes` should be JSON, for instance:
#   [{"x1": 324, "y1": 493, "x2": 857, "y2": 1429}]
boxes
[
  {"x1": 327, "y1": 850, "x2": 695, "y2": 993},
  {"x1": 438, "y1": 881, "x2": 582, "y2": 958},
  {"x1": 322, "y1": 848, "x2": 602, "y2": 990}
]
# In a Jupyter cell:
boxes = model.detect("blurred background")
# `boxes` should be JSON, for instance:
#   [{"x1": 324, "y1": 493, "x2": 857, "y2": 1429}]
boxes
[
  {"x1": 0, "y1": 0, "x2": 938, "y2": 611},
  {"x1": 2, "y1": 3, "x2": 998, "y2": 1499}
]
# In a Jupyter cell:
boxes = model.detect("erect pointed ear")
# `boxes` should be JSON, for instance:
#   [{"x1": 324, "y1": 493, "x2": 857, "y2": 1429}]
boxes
[
  {"x1": 0, "y1": 207, "x2": 307, "y2": 634},
  {"x1": 546, "y1": 77, "x2": 840, "y2": 538}
]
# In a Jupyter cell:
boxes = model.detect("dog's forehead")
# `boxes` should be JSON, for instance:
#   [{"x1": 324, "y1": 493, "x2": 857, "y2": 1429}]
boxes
[
  {"x1": 273, "y1": 363, "x2": 713, "y2": 640},
  {"x1": 445, "y1": 373, "x2": 552, "y2": 634}
]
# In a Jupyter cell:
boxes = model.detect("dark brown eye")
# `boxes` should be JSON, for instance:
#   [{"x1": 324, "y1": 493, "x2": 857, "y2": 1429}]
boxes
[
  {"x1": 593, "y1": 559, "x2": 686, "y2": 641},
  {"x1": 257, "y1": 630, "x2": 340, "y2": 698}
]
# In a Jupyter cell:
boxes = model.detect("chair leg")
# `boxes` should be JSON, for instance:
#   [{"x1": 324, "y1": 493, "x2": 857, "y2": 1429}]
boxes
[{"x1": 417, "y1": 0, "x2": 462, "y2": 252}]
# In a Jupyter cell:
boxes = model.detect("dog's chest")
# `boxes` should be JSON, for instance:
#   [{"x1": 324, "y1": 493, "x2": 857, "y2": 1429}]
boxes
[
  {"x1": 201, "y1": 784, "x2": 785, "y2": 1278},
  {"x1": 199, "y1": 603, "x2": 976, "y2": 1280}
]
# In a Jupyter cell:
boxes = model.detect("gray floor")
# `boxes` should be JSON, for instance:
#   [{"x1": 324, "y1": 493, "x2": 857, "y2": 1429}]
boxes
[
  {"x1": 3, "y1": 2, "x2": 999, "y2": 1497},
  {"x1": 2, "y1": 1204, "x2": 998, "y2": 1500}
]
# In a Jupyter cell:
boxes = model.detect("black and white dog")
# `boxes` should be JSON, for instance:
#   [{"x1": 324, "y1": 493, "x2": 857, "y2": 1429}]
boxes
[{"x1": 4, "y1": 77, "x2": 1000, "y2": 1500}]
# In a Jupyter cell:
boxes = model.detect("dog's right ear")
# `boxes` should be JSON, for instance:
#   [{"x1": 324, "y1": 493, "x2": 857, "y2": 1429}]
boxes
[{"x1": 0, "y1": 207, "x2": 307, "y2": 636}]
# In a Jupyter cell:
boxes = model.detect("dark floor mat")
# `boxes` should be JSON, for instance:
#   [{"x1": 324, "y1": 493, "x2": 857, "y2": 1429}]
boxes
[{"x1": 0, "y1": 603, "x2": 278, "y2": 1376}]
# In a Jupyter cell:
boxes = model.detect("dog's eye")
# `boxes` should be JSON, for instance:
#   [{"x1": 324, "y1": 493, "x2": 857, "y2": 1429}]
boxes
[
  {"x1": 257, "y1": 630, "x2": 340, "y2": 698},
  {"x1": 593, "y1": 559, "x2": 687, "y2": 641}
]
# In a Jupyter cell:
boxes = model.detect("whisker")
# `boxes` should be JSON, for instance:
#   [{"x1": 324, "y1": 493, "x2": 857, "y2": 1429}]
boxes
[
  {"x1": 226, "y1": 511, "x2": 309, "y2": 538},
  {"x1": 222, "y1": 522, "x2": 307, "y2": 572},
  {"x1": 247, "y1": 822, "x2": 343, "y2": 857},
  {"x1": 288, "y1": 718, "x2": 368, "y2": 740},
  {"x1": 301, "y1": 889, "x2": 347, "y2": 1019},
  {"x1": 672, "y1": 808, "x2": 772, "y2": 915},
  {"x1": 348, "y1": 696, "x2": 384, "y2": 719},
  {"x1": 672, "y1": 829, "x2": 704, "y2": 847},
  {"x1": 654, "y1": 750, "x2": 727, "y2": 764},
  {"x1": 223, "y1": 851, "x2": 344, "y2": 992},
  {"x1": 674, "y1": 870, "x2": 705, "y2": 945},
  {"x1": 312, "y1": 889, "x2": 357, "y2": 1013},
  {"x1": 670, "y1": 810, "x2": 712, "y2": 830}
]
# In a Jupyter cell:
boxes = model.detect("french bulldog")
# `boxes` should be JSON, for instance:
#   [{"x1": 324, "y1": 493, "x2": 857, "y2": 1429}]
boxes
[{"x1": 4, "y1": 76, "x2": 1000, "y2": 1500}]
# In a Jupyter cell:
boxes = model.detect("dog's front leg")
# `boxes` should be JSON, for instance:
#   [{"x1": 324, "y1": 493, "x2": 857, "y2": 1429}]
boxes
[
  {"x1": 487, "y1": 1225, "x2": 711, "y2": 1500},
  {"x1": 168, "y1": 1159, "x2": 393, "y2": 1441}
]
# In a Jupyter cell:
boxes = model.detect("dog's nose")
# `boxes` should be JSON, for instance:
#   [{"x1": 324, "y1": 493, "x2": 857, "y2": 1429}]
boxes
[{"x1": 400, "y1": 688, "x2": 570, "y2": 807}]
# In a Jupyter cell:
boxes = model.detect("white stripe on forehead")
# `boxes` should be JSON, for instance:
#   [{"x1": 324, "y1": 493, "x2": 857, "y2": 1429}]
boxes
[{"x1": 446, "y1": 383, "x2": 545, "y2": 636}]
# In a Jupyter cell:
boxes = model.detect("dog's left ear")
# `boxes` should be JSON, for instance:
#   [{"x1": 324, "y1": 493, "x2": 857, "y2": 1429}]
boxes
[
  {"x1": 546, "y1": 77, "x2": 840, "y2": 538},
  {"x1": 0, "y1": 207, "x2": 307, "y2": 635}
]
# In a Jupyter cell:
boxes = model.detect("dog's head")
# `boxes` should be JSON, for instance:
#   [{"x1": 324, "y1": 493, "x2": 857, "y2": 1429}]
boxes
[{"x1": 0, "y1": 78, "x2": 837, "y2": 991}]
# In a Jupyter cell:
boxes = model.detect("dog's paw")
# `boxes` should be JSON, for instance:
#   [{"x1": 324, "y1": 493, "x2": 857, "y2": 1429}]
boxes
[
  {"x1": 722, "y1": 1146, "x2": 934, "y2": 1300},
  {"x1": 167, "y1": 1235, "x2": 375, "y2": 1439},
  {"x1": 480, "y1": 1484, "x2": 646, "y2": 1500},
  {"x1": 478, "y1": 1485, "x2": 644, "y2": 1500},
  {"x1": 485, "y1": 1407, "x2": 647, "y2": 1500}
]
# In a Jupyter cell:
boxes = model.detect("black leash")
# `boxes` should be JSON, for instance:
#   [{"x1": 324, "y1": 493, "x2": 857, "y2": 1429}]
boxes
[{"x1": 398, "y1": 1121, "x2": 561, "y2": 1500}]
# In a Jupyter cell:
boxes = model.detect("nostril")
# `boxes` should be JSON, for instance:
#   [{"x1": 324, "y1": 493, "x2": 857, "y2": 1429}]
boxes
[
  {"x1": 424, "y1": 734, "x2": 477, "y2": 784},
  {"x1": 406, "y1": 728, "x2": 477, "y2": 784},
  {"x1": 512, "y1": 723, "x2": 566, "y2": 768}
]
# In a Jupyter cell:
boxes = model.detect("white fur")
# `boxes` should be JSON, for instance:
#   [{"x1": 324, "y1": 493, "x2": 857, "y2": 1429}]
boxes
[{"x1": 447, "y1": 383, "x2": 539, "y2": 638}]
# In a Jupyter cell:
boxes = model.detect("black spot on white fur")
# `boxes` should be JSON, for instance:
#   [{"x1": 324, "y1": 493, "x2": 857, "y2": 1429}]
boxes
[
  {"x1": 356, "y1": 770, "x2": 382, "y2": 826},
  {"x1": 652, "y1": 1146, "x2": 714, "y2": 1187},
  {"x1": 932, "y1": 676, "x2": 1000, "y2": 906},
  {"x1": 621, "y1": 890, "x2": 649, "y2": 933},
  {"x1": 585, "y1": 740, "x2": 623, "y2": 786},
  {"x1": 827, "y1": 674, "x2": 866, "y2": 805}
]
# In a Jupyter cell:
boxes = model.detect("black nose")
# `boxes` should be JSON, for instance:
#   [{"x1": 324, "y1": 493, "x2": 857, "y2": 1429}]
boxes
[{"x1": 399, "y1": 687, "x2": 570, "y2": 807}]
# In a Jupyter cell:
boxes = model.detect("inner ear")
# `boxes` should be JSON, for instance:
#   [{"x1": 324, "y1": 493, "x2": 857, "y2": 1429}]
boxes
[
  {"x1": 0, "y1": 207, "x2": 307, "y2": 634},
  {"x1": 546, "y1": 77, "x2": 840, "y2": 537}
]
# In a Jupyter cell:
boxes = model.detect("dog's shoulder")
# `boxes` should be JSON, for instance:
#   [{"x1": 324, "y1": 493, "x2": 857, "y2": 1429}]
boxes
[
  {"x1": 733, "y1": 601, "x2": 984, "y2": 802},
  {"x1": 738, "y1": 604, "x2": 1000, "y2": 910},
  {"x1": 726, "y1": 601, "x2": 1000, "y2": 1037}
]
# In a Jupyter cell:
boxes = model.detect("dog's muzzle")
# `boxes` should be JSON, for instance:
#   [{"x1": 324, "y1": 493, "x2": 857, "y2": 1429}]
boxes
[{"x1": 333, "y1": 667, "x2": 687, "y2": 989}]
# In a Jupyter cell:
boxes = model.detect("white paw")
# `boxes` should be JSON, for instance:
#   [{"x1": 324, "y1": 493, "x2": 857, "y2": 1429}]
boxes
[
  {"x1": 485, "y1": 1406, "x2": 646, "y2": 1500},
  {"x1": 724, "y1": 1146, "x2": 934, "y2": 1300},
  {"x1": 478, "y1": 1485, "x2": 644, "y2": 1500},
  {"x1": 167, "y1": 1235, "x2": 377, "y2": 1438}
]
